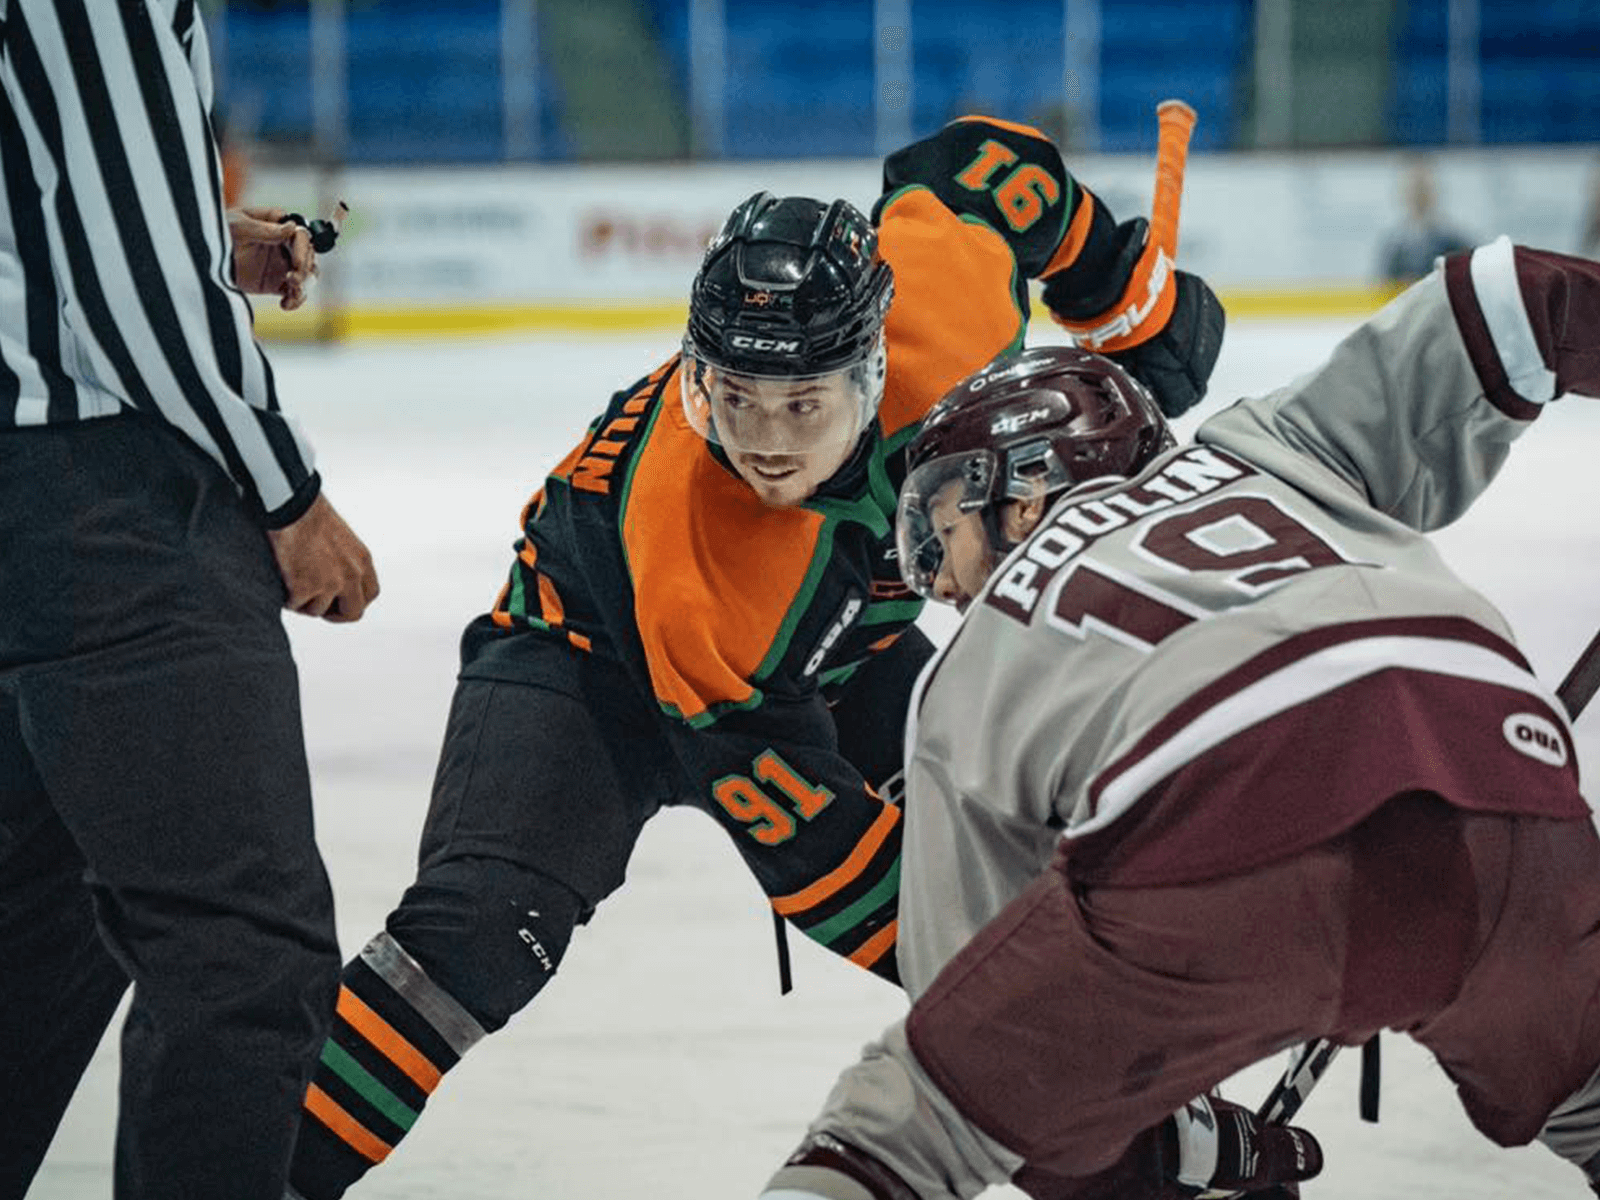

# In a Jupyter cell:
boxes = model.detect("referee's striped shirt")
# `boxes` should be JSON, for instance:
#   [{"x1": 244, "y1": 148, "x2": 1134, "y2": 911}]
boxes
[{"x1": 0, "y1": 0, "x2": 319, "y2": 526}]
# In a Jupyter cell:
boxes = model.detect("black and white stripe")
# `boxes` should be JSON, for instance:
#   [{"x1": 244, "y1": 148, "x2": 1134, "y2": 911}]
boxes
[{"x1": 0, "y1": 0, "x2": 317, "y2": 524}]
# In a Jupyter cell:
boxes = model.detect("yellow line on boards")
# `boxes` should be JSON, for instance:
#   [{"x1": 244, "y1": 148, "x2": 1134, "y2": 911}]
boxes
[
  {"x1": 254, "y1": 286, "x2": 1406, "y2": 343},
  {"x1": 1220, "y1": 284, "x2": 1406, "y2": 319},
  {"x1": 255, "y1": 302, "x2": 690, "y2": 342}
]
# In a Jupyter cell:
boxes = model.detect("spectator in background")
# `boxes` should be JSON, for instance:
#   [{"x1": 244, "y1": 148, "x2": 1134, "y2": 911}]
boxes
[
  {"x1": 0, "y1": 3, "x2": 377, "y2": 1198},
  {"x1": 1377, "y1": 157, "x2": 1474, "y2": 287}
]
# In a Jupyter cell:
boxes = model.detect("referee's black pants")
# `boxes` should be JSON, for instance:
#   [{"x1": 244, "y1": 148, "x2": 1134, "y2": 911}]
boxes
[{"x1": 0, "y1": 416, "x2": 341, "y2": 1200}]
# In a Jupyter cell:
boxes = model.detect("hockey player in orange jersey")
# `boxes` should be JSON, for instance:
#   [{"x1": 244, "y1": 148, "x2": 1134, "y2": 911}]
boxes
[{"x1": 284, "y1": 114, "x2": 1225, "y2": 1198}]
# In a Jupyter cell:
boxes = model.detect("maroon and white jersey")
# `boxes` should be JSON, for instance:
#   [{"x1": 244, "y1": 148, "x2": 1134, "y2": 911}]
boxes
[
  {"x1": 762, "y1": 240, "x2": 1600, "y2": 1200},
  {"x1": 896, "y1": 236, "x2": 1590, "y2": 995}
]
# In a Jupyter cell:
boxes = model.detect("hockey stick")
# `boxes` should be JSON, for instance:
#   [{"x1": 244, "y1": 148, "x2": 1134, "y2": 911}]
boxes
[
  {"x1": 1052, "y1": 99, "x2": 1197, "y2": 353},
  {"x1": 1559, "y1": 624, "x2": 1600, "y2": 723},
  {"x1": 1256, "y1": 1037, "x2": 1342, "y2": 1126},
  {"x1": 1150, "y1": 99, "x2": 1197, "y2": 263},
  {"x1": 1255, "y1": 625, "x2": 1600, "y2": 1127}
]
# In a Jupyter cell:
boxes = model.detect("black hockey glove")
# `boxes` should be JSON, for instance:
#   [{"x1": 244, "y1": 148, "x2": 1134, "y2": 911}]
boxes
[
  {"x1": 1040, "y1": 211, "x2": 1226, "y2": 421},
  {"x1": 1102, "y1": 268, "x2": 1225, "y2": 421},
  {"x1": 1160, "y1": 1095, "x2": 1321, "y2": 1197},
  {"x1": 1026, "y1": 1095, "x2": 1323, "y2": 1200}
]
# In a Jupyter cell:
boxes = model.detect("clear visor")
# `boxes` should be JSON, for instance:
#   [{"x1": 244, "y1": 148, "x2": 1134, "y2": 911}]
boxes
[
  {"x1": 680, "y1": 334, "x2": 884, "y2": 461},
  {"x1": 895, "y1": 450, "x2": 998, "y2": 599}
]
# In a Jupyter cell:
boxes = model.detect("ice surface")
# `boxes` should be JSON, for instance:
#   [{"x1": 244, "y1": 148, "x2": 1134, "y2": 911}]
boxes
[{"x1": 29, "y1": 315, "x2": 1600, "y2": 1199}]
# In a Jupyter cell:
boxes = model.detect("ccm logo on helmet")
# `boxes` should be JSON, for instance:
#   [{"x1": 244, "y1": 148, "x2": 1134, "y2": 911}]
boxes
[
  {"x1": 1502, "y1": 712, "x2": 1568, "y2": 768},
  {"x1": 729, "y1": 334, "x2": 801, "y2": 353},
  {"x1": 990, "y1": 407, "x2": 1053, "y2": 436}
]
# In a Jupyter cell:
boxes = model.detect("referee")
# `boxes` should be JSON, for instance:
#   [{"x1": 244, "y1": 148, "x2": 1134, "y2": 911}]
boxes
[{"x1": 0, "y1": 3, "x2": 378, "y2": 1198}]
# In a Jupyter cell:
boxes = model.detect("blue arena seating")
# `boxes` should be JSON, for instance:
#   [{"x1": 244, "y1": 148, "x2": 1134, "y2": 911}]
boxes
[
  {"x1": 647, "y1": 0, "x2": 1247, "y2": 156},
  {"x1": 220, "y1": 0, "x2": 569, "y2": 162},
  {"x1": 1391, "y1": 0, "x2": 1600, "y2": 144},
  {"x1": 219, "y1": 0, "x2": 1597, "y2": 162}
]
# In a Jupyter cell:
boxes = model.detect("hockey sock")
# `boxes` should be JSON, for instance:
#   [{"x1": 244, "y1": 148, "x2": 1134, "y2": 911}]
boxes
[{"x1": 288, "y1": 932, "x2": 487, "y2": 1200}]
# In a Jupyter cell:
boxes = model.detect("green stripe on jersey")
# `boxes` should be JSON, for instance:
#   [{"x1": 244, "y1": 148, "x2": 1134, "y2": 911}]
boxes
[{"x1": 803, "y1": 858, "x2": 901, "y2": 947}]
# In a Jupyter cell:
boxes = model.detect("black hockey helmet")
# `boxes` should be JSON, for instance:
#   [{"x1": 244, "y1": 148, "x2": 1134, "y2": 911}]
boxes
[
  {"x1": 685, "y1": 192, "x2": 893, "y2": 377},
  {"x1": 680, "y1": 194, "x2": 895, "y2": 481},
  {"x1": 896, "y1": 345, "x2": 1174, "y2": 598}
]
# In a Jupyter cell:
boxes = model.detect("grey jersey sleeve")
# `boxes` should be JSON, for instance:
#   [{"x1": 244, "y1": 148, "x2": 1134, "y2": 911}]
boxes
[{"x1": 1197, "y1": 237, "x2": 1556, "y2": 532}]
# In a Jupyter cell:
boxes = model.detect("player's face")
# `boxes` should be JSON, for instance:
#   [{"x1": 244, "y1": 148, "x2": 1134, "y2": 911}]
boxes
[
  {"x1": 927, "y1": 479, "x2": 997, "y2": 612},
  {"x1": 714, "y1": 374, "x2": 863, "y2": 507}
]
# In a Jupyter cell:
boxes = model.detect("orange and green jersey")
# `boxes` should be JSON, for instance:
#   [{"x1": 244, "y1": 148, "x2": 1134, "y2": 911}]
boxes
[{"x1": 465, "y1": 115, "x2": 1143, "y2": 981}]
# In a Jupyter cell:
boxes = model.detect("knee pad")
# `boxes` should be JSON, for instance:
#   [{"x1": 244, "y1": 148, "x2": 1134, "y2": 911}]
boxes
[{"x1": 385, "y1": 857, "x2": 584, "y2": 1031}]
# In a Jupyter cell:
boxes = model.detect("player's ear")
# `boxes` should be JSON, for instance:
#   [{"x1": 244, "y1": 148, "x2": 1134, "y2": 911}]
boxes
[{"x1": 1000, "y1": 493, "x2": 1047, "y2": 544}]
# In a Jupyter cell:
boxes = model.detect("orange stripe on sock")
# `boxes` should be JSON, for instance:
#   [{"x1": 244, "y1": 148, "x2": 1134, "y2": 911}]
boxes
[
  {"x1": 304, "y1": 1084, "x2": 393, "y2": 1164},
  {"x1": 771, "y1": 803, "x2": 900, "y2": 916},
  {"x1": 849, "y1": 919, "x2": 898, "y2": 971},
  {"x1": 335, "y1": 986, "x2": 442, "y2": 1094}
]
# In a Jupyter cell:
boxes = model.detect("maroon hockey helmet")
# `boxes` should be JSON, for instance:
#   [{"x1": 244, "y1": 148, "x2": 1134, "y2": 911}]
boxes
[{"x1": 897, "y1": 344, "x2": 1174, "y2": 597}]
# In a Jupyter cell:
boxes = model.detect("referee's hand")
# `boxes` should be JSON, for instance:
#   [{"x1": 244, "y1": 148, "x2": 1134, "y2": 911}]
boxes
[
  {"x1": 266, "y1": 493, "x2": 380, "y2": 622},
  {"x1": 229, "y1": 205, "x2": 317, "y2": 311}
]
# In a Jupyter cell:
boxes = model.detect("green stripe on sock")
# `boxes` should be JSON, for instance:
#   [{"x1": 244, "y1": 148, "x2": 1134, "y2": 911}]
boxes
[{"x1": 320, "y1": 1041, "x2": 420, "y2": 1132}]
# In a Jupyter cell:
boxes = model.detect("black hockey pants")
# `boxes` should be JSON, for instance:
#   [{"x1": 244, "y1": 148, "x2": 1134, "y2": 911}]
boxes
[{"x1": 0, "y1": 416, "x2": 341, "y2": 1200}]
